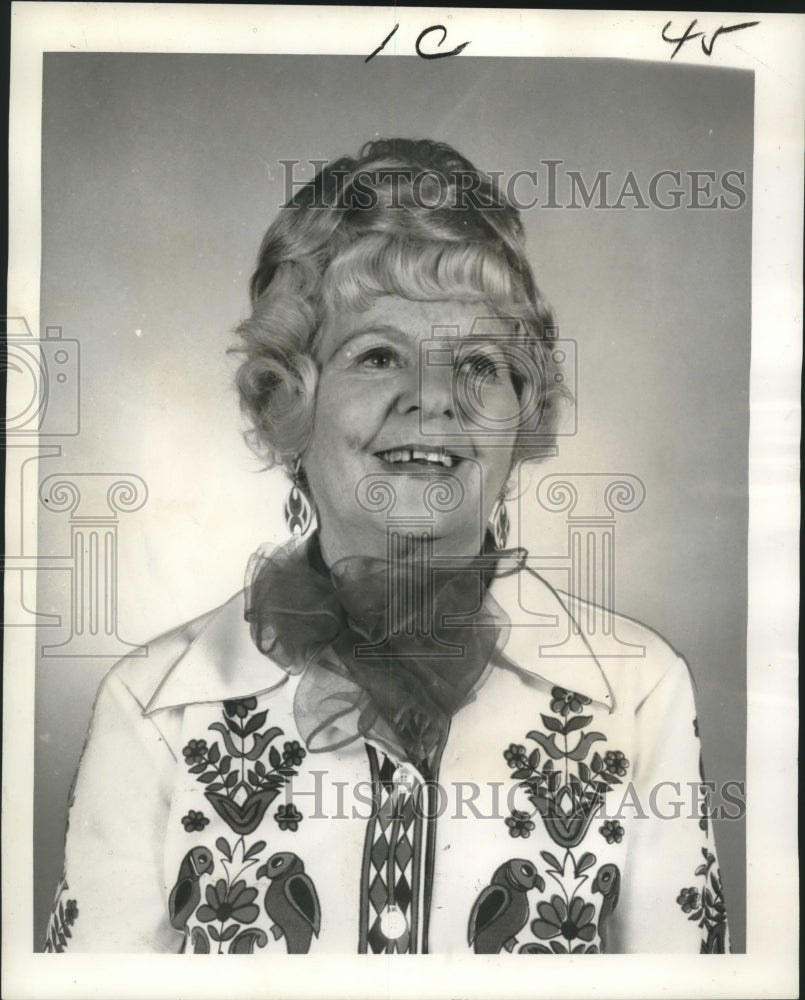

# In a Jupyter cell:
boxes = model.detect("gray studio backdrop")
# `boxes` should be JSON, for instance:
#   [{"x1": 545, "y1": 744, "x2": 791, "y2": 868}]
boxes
[{"x1": 33, "y1": 54, "x2": 750, "y2": 950}]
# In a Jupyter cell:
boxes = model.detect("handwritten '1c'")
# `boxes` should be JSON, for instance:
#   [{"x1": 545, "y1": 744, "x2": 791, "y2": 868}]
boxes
[{"x1": 365, "y1": 22, "x2": 471, "y2": 63}]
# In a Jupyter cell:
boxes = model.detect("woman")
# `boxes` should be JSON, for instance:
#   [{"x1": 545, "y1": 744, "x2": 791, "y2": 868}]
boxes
[{"x1": 46, "y1": 138, "x2": 728, "y2": 954}]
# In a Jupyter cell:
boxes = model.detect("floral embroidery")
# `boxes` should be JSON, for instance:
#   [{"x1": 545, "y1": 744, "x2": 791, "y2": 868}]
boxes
[
  {"x1": 517, "y1": 850, "x2": 621, "y2": 955},
  {"x1": 282, "y1": 740, "x2": 307, "y2": 767},
  {"x1": 274, "y1": 803, "x2": 303, "y2": 831},
  {"x1": 170, "y1": 699, "x2": 320, "y2": 953},
  {"x1": 492, "y1": 689, "x2": 626, "y2": 955},
  {"x1": 503, "y1": 743, "x2": 528, "y2": 768},
  {"x1": 224, "y1": 697, "x2": 257, "y2": 719},
  {"x1": 181, "y1": 809, "x2": 210, "y2": 832},
  {"x1": 182, "y1": 739, "x2": 208, "y2": 766},
  {"x1": 698, "y1": 795, "x2": 711, "y2": 834},
  {"x1": 44, "y1": 876, "x2": 78, "y2": 953},
  {"x1": 183, "y1": 699, "x2": 301, "y2": 836},
  {"x1": 520, "y1": 941, "x2": 599, "y2": 954},
  {"x1": 677, "y1": 846, "x2": 728, "y2": 953},
  {"x1": 196, "y1": 878, "x2": 261, "y2": 926},
  {"x1": 504, "y1": 686, "x2": 630, "y2": 849},
  {"x1": 691, "y1": 718, "x2": 715, "y2": 833},
  {"x1": 531, "y1": 895, "x2": 597, "y2": 943},
  {"x1": 168, "y1": 827, "x2": 321, "y2": 953},
  {"x1": 550, "y1": 687, "x2": 591, "y2": 716},
  {"x1": 695, "y1": 741, "x2": 713, "y2": 835},
  {"x1": 174, "y1": 836, "x2": 265, "y2": 953},
  {"x1": 505, "y1": 810, "x2": 536, "y2": 838},
  {"x1": 599, "y1": 820, "x2": 624, "y2": 844},
  {"x1": 603, "y1": 750, "x2": 629, "y2": 776}
]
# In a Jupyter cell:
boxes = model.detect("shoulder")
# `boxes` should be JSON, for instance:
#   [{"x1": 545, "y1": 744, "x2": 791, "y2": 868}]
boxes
[
  {"x1": 102, "y1": 595, "x2": 242, "y2": 711},
  {"x1": 559, "y1": 583, "x2": 692, "y2": 706},
  {"x1": 508, "y1": 566, "x2": 691, "y2": 709},
  {"x1": 563, "y1": 585, "x2": 685, "y2": 659}
]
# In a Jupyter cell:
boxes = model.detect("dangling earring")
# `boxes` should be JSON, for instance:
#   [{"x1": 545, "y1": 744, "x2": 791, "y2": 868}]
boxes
[
  {"x1": 283, "y1": 457, "x2": 314, "y2": 537},
  {"x1": 490, "y1": 498, "x2": 509, "y2": 550}
]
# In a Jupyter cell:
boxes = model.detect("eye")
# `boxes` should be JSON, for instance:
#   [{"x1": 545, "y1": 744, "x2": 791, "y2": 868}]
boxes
[
  {"x1": 355, "y1": 346, "x2": 401, "y2": 370},
  {"x1": 456, "y1": 348, "x2": 509, "y2": 384},
  {"x1": 521, "y1": 864, "x2": 533, "y2": 876},
  {"x1": 271, "y1": 857, "x2": 284, "y2": 869}
]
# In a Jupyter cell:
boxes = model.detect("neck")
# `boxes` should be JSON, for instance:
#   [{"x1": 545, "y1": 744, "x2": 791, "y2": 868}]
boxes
[{"x1": 317, "y1": 522, "x2": 487, "y2": 568}]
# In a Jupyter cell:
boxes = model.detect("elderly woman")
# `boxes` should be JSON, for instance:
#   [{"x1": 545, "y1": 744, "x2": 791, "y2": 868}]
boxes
[{"x1": 46, "y1": 139, "x2": 728, "y2": 955}]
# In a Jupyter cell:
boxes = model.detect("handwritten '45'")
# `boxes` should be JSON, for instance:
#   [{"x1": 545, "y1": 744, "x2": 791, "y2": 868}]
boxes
[{"x1": 662, "y1": 18, "x2": 760, "y2": 59}]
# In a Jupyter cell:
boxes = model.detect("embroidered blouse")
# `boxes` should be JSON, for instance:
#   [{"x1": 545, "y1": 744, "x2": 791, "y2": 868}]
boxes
[{"x1": 45, "y1": 563, "x2": 729, "y2": 954}]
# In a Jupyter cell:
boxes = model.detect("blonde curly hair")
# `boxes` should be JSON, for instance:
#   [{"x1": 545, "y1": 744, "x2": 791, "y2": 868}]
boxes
[{"x1": 232, "y1": 138, "x2": 566, "y2": 481}]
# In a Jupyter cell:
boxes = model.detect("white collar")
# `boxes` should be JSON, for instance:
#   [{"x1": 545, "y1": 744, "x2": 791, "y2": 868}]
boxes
[{"x1": 143, "y1": 565, "x2": 613, "y2": 716}]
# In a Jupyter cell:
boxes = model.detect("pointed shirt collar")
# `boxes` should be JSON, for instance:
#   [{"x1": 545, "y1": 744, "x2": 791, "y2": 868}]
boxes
[{"x1": 143, "y1": 566, "x2": 613, "y2": 716}]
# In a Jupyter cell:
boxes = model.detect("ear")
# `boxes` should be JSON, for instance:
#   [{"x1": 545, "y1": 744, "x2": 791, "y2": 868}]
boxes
[{"x1": 501, "y1": 459, "x2": 521, "y2": 500}]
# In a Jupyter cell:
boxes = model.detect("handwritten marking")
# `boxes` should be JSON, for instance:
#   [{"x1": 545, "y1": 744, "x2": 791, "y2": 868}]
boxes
[
  {"x1": 365, "y1": 22, "x2": 399, "y2": 63},
  {"x1": 700, "y1": 21, "x2": 760, "y2": 56},
  {"x1": 367, "y1": 22, "x2": 471, "y2": 63},
  {"x1": 415, "y1": 24, "x2": 471, "y2": 59},
  {"x1": 662, "y1": 18, "x2": 760, "y2": 60}
]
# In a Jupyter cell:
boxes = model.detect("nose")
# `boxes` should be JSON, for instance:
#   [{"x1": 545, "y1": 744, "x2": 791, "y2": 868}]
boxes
[{"x1": 395, "y1": 351, "x2": 455, "y2": 420}]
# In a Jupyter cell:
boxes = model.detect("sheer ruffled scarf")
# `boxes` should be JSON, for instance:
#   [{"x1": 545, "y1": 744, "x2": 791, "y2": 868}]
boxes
[{"x1": 244, "y1": 533, "x2": 524, "y2": 768}]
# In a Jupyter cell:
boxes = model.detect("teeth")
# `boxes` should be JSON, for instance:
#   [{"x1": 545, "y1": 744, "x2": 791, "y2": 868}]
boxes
[
  {"x1": 416, "y1": 449, "x2": 454, "y2": 468},
  {"x1": 378, "y1": 448, "x2": 455, "y2": 468}
]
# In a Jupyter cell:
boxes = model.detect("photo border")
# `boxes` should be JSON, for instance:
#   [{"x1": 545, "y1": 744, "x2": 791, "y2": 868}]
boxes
[{"x1": 4, "y1": 5, "x2": 802, "y2": 998}]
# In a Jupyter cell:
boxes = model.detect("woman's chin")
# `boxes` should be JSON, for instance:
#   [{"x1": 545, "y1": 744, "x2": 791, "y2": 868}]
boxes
[
  {"x1": 321, "y1": 513, "x2": 484, "y2": 564},
  {"x1": 359, "y1": 462, "x2": 477, "y2": 514}
]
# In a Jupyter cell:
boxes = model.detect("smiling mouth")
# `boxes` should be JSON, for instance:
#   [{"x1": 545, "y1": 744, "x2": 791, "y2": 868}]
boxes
[{"x1": 375, "y1": 447, "x2": 460, "y2": 469}]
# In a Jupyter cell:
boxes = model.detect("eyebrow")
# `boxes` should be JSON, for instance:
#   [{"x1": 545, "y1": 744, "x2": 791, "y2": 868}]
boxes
[
  {"x1": 318, "y1": 323, "x2": 413, "y2": 363},
  {"x1": 318, "y1": 317, "x2": 522, "y2": 365}
]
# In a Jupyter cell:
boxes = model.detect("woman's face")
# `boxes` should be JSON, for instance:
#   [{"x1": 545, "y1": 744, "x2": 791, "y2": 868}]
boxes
[{"x1": 303, "y1": 295, "x2": 524, "y2": 563}]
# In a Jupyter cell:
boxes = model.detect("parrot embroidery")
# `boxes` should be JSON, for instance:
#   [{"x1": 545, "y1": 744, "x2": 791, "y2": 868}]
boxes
[
  {"x1": 168, "y1": 846, "x2": 214, "y2": 932},
  {"x1": 257, "y1": 851, "x2": 321, "y2": 954},
  {"x1": 468, "y1": 858, "x2": 545, "y2": 954},
  {"x1": 592, "y1": 862, "x2": 621, "y2": 953}
]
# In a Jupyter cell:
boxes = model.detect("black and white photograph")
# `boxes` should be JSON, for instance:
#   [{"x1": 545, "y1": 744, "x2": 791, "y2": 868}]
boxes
[{"x1": 3, "y1": 5, "x2": 801, "y2": 999}]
